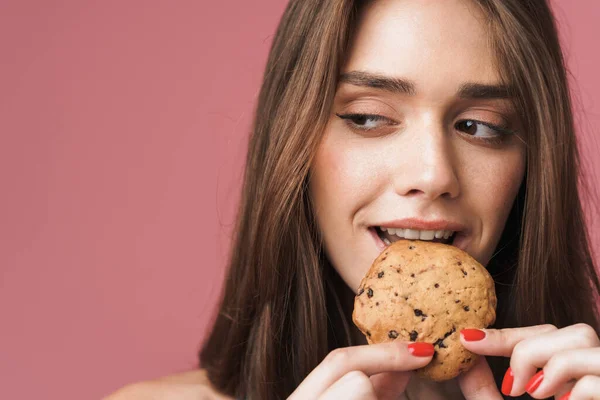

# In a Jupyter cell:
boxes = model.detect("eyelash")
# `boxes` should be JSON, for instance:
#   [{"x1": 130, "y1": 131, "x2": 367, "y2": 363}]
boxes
[{"x1": 335, "y1": 113, "x2": 516, "y2": 145}]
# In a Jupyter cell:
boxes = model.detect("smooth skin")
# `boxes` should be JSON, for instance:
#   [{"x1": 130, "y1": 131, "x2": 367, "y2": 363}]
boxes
[{"x1": 105, "y1": 0, "x2": 600, "y2": 399}]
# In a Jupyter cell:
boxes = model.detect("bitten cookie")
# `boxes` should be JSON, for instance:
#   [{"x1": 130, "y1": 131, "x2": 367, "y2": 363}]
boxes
[{"x1": 352, "y1": 239, "x2": 497, "y2": 381}]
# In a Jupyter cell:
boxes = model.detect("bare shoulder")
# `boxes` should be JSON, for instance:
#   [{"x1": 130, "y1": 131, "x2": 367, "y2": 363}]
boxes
[{"x1": 103, "y1": 369, "x2": 234, "y2": 400}]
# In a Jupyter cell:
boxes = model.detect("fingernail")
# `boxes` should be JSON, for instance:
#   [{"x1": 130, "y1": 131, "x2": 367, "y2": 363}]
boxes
[
  {"x1": 407, "y1": 342, "x2": 435, "y2": 357},
  {"x1": 460, "y1": 328, "x2": 486, "y2": 341},
  {"x1": 559, "y1": 391, "x2": 571, "y2": 400},
  {"x1": 501, "y1": 367, "x2": 514, "y2": 396},
  {"x1": 525, "y1": 370, "x2": 544, "y2": 394}
]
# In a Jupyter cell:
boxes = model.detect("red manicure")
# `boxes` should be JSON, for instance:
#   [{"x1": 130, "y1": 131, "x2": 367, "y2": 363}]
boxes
[
  {"x1": 407, "y1": 342, "x2": 435, "y2": 357},
  {"x1": 461, "y1": 328, "x2": 486, "y2": 341},
  {"x1": 559, "y1": 391, "x2": 571, "y2": 400},
  {"x1": 525, "y1": 370, "x2": 544, "y2": 394},
  {"x1": 501, "y1": 367, "x2": 514, "y2": 396}
]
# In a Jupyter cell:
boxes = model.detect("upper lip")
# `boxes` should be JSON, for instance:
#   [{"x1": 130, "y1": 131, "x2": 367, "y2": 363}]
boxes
[{"x1": 373, "y1": 218, "x2": 467, "y2": 233}]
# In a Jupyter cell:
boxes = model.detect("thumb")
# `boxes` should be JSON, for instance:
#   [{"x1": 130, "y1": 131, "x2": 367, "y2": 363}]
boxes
[
  {"x1": 457, "y1": 356, "x2": 503, "y2": 400},
  {"x1": 370, "y1": 371, "x2": 412, "y2": 400}
]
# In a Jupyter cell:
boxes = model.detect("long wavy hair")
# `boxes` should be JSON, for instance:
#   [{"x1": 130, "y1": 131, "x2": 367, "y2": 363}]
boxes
[{"x1": 199, "y1": 1, "x2": 600, "y2": 399}]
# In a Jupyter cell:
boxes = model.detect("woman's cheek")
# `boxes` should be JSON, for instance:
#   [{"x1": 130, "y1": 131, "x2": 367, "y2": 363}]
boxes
[
  {"x1": 468, "y1": 148, "x2": 525, "y2": 264},
  {"x1": 314, "y1": 133, "x2": 384, "y2": 210}
]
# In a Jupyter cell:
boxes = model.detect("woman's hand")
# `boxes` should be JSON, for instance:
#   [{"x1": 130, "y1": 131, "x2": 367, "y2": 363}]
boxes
[
  {"x1": 458, "y1": 323, "x2": 600, "y2": 399},
  {"x1": 287, "y1": 341, "x2": 434, "y2": 400}
]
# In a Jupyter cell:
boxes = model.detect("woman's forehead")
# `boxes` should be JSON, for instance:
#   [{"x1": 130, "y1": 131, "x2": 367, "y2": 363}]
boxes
[{"x1": 344, "y1": 0, "x2": 501, "y2": 97}]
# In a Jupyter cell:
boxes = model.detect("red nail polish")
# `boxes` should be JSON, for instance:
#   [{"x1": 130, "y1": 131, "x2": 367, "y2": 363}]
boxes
[
  {"x1": 461, "y1": 328, "x2": 486, "y2": 341},
  {"x1": 525, "y1": 370, "x2": 544, "y2": 394},
  {"x1": 559, "y1": 391, "x2": 571, "y2": 400},
  {"x1": 407, "y1": 342, "x2": 435, "y2": 357},
  {"x1": 501, "y1": 367, "x2": 514, "y2": 396}
]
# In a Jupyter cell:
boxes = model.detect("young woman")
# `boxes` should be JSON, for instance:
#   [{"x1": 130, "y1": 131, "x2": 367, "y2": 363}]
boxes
[{"x1": 108, "y1": 0, "x2": 600, "y2": 399}]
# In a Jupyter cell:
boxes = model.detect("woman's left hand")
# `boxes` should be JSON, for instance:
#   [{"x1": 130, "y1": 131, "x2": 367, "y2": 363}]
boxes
[{"x1": 457, "y1": 323, "x2": 600, "y2": 399}]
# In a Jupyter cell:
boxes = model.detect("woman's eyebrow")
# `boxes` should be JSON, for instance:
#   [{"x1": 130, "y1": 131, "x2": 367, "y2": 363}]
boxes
[
  {"x1": 339, "y1": 71, "x2": 416, "y2": 95},
  {"x1": 339, "y1": 70, "x2": 512, "y2": 100},
  {"x1": 457, "y1": 83, "x2": 512, "y2": 99}
]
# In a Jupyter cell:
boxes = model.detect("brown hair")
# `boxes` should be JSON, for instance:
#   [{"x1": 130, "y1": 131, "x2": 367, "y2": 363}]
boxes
[{"x1": 199, "y1": 1, "x2": 600, "y2": 399}]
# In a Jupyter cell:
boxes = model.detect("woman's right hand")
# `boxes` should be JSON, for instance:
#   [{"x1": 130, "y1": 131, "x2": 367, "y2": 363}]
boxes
[{"x1": 287, "y1": 341, "x2": 435, "y2": 400}]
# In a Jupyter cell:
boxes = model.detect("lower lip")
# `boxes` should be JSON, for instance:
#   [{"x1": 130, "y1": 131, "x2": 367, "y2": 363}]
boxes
[{"x1": 368, "y1": 227, "x2": 469, "y2": 252}]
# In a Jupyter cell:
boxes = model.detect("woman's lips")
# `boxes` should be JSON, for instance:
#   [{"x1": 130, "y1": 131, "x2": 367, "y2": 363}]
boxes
[{"x1": 369, "y1": 227, "x2": 388, "y2": 252}]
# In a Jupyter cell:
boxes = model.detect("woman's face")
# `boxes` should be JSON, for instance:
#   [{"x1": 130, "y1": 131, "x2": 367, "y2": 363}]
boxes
[{"x1": 309, "y1": 0, "x2": 526, "y2": 292}]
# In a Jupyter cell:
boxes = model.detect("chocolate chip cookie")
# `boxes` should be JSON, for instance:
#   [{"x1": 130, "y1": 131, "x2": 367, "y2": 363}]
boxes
[{"x1": 352, "y1": 239, "x2": 497, "y2": 381}]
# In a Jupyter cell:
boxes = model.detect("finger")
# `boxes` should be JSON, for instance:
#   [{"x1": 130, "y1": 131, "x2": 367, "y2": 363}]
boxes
[
  {"x1": 521, "y1": 348, "x2": 600, "y2": 399},
  {"x1": 554, "y1": 379, "x2": 576, "y2": 400},
  {"x1": 370, "y1": 371, "x2": 412, "y2": 400},
  {"x1": 459, "y1": 324, "x2": 558, "y2": 358},
  {"x1": 569, "y1": 375, "x2": 600, "y2": 399},
  {"x1": 288, "y1": 341, "x2": 434, "y2": 399},
  {"x1": 457, "y1": 356, "x2": 503, "y2": 400},
  {"x1": 319, "y1": 371, "x2": 377, "y2": 400},
  {"x1": 460, "y1": 324, "x2": 556, "y2": 396},
  {"x1": 460, "y1": 324, "x2": 600, "y2": 396}
]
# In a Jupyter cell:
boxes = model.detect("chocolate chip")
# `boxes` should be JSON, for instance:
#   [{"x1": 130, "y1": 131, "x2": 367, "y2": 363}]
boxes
[
  {"x1": 376, "y1": 302, "x2": 379, "y2": 306},
  {"x1": 396, "y1": 268, "x2": 400, "y2": 273},
  {"x1": 444, "y1": 327, "x2": 456, "y2": 338},
  {"x1": 457, "y1": 261, "x2": 462, "y2": 266},
  {"x1": 410, "y1": 273, "x2": 415, "y2": 278},
  {"x1": 367, "y1": 331, "x2": 371, "y2": 337},
  {"x1": 357, "y1": 287, "x2": 364, "y2": 296},
  {"x1": 381, "y1": 256, "x2": 387, "y2": 261},
  {"x1": 394, "y1": 292, "x2": 398, "y2": 296},
  {"x1": 463, "y1": 305, "x2": 470, "y2": 311},
  {"x1": 461, "y1": 269, "x2": 468, "y2": 276},
  {"x1": 388, "y1": 330, "x2": 399, "y2": 339},
  {"x1": 409, "y1": 330, "x2": 418, "y2": 341},
  {"x1": 409, "y1": 245, "x2": 415, "y2": 250},
  {"x1": 455, "y1": 300, "x2": 460, "y2": 303},
  {"x1": 434, "y1": 283, "x2": 439, "y2": 288},
  {"x1": 378, "y1": 271, "x2": 384, "y2": 278},
  {"x1": 414, "y1": 309, "x2": 427, "y2": 317},
  {"x1": 434, "y1": 338, "x2": 447, "y2": 348},
  {"x1": 367, "y1": 288, "x2": 373, "y2": 298},
  {"x1": 404, "y1": 296, "x2": 409, "y2": 300}
]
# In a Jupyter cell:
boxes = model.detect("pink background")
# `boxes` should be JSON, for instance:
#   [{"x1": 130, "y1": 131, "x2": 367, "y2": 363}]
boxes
[{"x1": 0, "y1": 1, "x2": 598, "y2": 399}]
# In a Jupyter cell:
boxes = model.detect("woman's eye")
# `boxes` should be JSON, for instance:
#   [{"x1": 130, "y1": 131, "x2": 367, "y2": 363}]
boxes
[
  {"x1": 455, "y1": 119, "x2": 515, "y2": 139},
  {"x1": 336, "y1": 113, "x2": 397, "y2": 132}
]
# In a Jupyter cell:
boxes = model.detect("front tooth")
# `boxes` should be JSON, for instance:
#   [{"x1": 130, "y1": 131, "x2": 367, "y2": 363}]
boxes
[
  {"x1": 443, "y1": 230, "x2": 453, "y2": 239},
  {"x1": 404, "y1": 229, "x2": 420, "y2": 239},
  {"x1": 419, "y1": 230, "x2": 435, "y2": 240},
  {"x1": 380, "y1": 226, "x2": 388, "y2": 232},
  {"x1": 383, "y1": 237, "x2": 391, "y2": 245},
  {"x1": 395, "y1": 228, "x2": 405, "y2": 238},
  {"x1": 434, "y1": 230, "x2": 444, "y2": 239},
  {"x1": 387, "y1": 228, "x2": 396, "y2": 235}
]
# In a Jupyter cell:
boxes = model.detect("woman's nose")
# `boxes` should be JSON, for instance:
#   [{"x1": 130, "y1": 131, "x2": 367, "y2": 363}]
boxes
[{"x1": 393, "y1": 126, "x2": 460, "y2": 201}]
